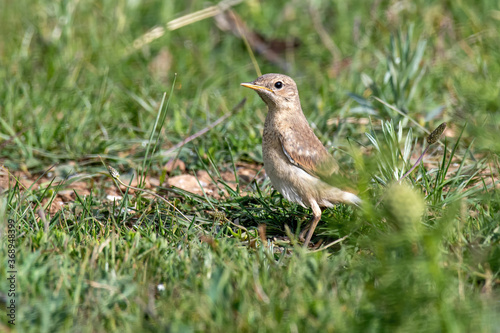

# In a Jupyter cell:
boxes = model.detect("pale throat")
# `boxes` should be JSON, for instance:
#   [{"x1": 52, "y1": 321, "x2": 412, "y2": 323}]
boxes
[{"x1": 267, "y1": 106, "x2": 306, "y2": 135}]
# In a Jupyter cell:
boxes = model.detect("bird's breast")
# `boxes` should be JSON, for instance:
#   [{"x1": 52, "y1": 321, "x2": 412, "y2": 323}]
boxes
[{"x1": 262, "y1": 125, "x2": 312, "y2": 207}]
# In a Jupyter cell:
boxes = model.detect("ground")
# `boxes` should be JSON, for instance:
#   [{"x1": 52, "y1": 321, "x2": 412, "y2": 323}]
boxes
[{"x1": 1, "y1": 1, "x2": 499, "y2": 332}]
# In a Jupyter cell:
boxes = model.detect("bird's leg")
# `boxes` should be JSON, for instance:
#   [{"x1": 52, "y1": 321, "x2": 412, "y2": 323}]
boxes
[
  {"x1": 299, "y1": 205, "x2": 324, "y2": 242},
  {"x1": 302, "y1": 201, "x2": 322, "y2": 248},
  {"x1": 299, "y1": 218, "x2": 313, "y2": 242}
]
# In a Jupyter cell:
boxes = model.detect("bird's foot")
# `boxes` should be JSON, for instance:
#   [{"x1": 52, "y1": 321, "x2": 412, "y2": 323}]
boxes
[
  {"x1": 298, "y1": 229, "x2": 307, "y2": 242},
  {"x1": 298, "y1": 223, "x2": 311, "y2": 242}
]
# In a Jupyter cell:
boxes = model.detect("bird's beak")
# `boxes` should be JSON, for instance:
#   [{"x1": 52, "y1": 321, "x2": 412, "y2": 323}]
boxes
[{"x1": 240, "y1": 82, "x2": 273, "y2": 93}]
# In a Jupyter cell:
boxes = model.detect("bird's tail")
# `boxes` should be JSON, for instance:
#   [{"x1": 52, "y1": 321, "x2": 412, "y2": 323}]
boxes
[{"x1": 341, "y1": 191, "x2": 362, "y2": 206}]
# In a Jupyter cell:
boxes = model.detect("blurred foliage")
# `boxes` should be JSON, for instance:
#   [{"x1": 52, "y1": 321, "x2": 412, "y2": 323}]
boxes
[{"x1": 0, "y1": 0, "x2": 499, "y2": 332}]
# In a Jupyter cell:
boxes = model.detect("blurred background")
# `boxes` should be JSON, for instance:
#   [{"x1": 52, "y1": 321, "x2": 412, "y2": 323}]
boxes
[
  {"x1": 1, "y1": 0, "x2": 499, "y2": 171},
  {"x1": 1, "y1": 1, "x2": 499, "y2": 332}
]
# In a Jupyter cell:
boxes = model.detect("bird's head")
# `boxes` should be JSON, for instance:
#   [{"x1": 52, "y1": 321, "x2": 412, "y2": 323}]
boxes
[{"x1": 241, "y1": 73, "x2": 300, "y2": 110}]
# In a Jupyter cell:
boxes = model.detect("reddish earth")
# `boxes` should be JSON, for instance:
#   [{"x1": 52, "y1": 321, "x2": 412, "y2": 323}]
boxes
[{"x1": 0, "y1": 160, "x2": 265, "y2": 215}]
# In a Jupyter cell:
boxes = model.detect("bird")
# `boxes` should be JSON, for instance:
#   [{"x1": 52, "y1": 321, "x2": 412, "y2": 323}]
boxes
[{"x1": 241, "y1": 73, "x2": 360, "y2": 247}]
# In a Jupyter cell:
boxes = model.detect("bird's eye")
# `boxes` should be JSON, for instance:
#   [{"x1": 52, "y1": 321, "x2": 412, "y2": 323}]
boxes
[{"x1": 274, "y1": 81, "x2": 283, "y2": 89}]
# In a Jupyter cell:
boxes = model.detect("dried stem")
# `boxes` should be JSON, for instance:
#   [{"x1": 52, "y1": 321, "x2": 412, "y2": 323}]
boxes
[{"x1": 161, "y1": 98, "x2": 246, "y2": 156}]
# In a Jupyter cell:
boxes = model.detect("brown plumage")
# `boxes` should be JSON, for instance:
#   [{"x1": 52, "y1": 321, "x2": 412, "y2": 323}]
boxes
[{"x1": 241, "y1": 73, "x2": 360, "y2": 247}]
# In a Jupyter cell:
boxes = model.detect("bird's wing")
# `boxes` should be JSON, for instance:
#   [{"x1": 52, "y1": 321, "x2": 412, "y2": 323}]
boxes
[{"x1": 278, "y1": 121, "x2": 339, "y2": 180}]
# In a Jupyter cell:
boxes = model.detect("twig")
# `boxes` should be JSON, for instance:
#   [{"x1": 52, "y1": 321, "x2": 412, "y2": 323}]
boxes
[
  {"x1": 215, "y1": 10, "x2": 290, "y2": 72},
  {"x1": 167, "y1": 0, "x2": 244, "y2": 31},
  {"x1": 126, "y1": 0, "x2": 243, "y2": 55},
  {"x1": 310, "y1": 234, "x2": 350, "y2": 253},
  {"x1": 161, "y1": 98, "x2": 246, "y2": 156}
]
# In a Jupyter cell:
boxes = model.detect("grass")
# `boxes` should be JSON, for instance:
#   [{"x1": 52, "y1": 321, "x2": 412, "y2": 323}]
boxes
[{"x1": 1, "y1": 0, "x2": 500, "y2": 332}]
